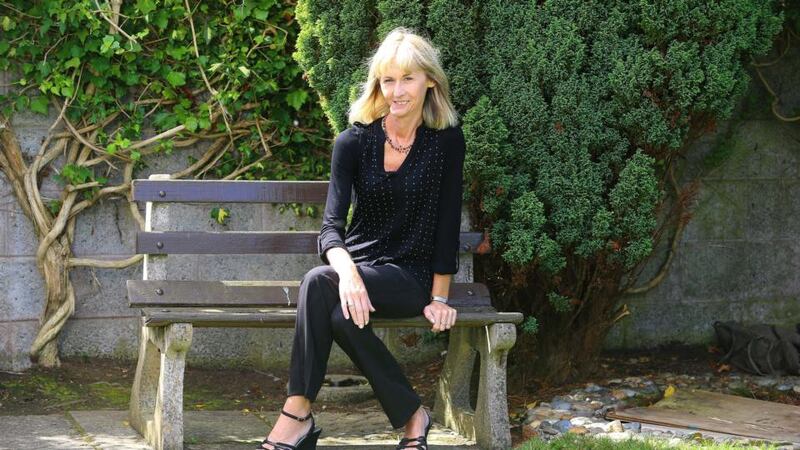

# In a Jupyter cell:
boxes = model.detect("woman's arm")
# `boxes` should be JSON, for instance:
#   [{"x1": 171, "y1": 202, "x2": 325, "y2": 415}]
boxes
[
  {"x1": 425, "y1": 127, "x2": 466, "y2": 332},
  {"x1": 431, "y1": 126, "x2": 466, "y2": 280},
  {"x1": 318, "y1": 128, "x2": 375, "y2": 327},
  {"x1": 318, "y1": 129, "x2": 359, "y2": 270}
]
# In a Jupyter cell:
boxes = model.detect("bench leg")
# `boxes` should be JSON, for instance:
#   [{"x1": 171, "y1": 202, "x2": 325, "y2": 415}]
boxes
[
  {"x1": 474, "y1": 323, "x2": 515, "y2": 449},
  {"x1": 433, "y1": 324, "x2": 516, "y2": 450},
  {"x1": 129, "y1": 322, "x2": 193, "y2": 450},
  {"x1": 433, "y1": 328, "x2": 477, "y2": 438}
]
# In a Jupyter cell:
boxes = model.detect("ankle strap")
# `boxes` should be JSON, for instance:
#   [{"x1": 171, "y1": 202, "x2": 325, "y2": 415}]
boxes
[{"x1": 280, "y1": 408, "x2": 312, "y2": 422}]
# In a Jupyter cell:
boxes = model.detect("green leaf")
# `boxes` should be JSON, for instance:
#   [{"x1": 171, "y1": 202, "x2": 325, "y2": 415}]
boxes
[
  {"x1": 30, "y1": 96, "x2": 49, "y2": 115},
  {"x1": 100, "y1": 35, "x2": 120, "y2": 55},
  {"x1": 64, "y1": 57, "x2": 81, "y2": 69},
  {"x1": 1, "y1": 16, "x2": 16, "y2": 31},
  {"x1": 285, "y1": 89, "x2": 308, "y2": 111},
  {"x1": 136, "y1": 0, "x2": 157, "y2": 14},
  {"x1": 90, "y1": 57, "x2": 111, "y2": 73},
  {"x1": 183, "y1": 116, "x2": 198, "y2": 132},
  {"x1": 166, "y1": 71, "x2": 186, "y2": 87},
  {"x1": 166, "y1": 46, "x2": 189, "y2": 60},
  {"x1": 238, "y1": 65, "x2": 251, "y2": 78},
  {"x1": 153, "y1": 10, "x2": 169, "y2": 30},
  {"x1": 210, "y1": 207, "x2": 230, "y2": 225},
  {"x1": 47, "y1": 200, "x2": 62, "y2": 216},
  {"x1": 253, "y1": 8, "x2": 269, "y2": 20}
]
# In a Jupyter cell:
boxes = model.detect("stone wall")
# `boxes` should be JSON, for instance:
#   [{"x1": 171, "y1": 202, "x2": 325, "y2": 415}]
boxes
[{"x1": 604, "y1": 48, "x2": 800, "y2": 348}]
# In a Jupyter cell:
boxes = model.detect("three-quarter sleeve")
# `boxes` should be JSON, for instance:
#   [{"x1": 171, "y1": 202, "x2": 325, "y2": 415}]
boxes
[
  {"x1": 431, "y1": 126, "x2": 466, "y2": 275},
  {"x1": 317, "y1": 127, "x2": 360, "y2": 265}
]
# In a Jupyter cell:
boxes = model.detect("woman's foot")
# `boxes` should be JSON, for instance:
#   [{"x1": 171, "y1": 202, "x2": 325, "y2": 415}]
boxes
[
  {"x1": 259, "y1": 396, "x2": 314, "y2": 450},
  {"x1": 397, "y1": 405, "x2": 431, "y2": 449}
]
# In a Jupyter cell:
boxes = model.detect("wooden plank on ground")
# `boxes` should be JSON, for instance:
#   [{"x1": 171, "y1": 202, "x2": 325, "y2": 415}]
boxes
[
  {"x1": 141, "y1": 308, "x2": 524, "y2": 328},
  {"x1": 127, "y1": 280, "x2": 492, "y2": 308},
  {"x1": 607, "y1": 388, "x2": 800, "y2": 444}
]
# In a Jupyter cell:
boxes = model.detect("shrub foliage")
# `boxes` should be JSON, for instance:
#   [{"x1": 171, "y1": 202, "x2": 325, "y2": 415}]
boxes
[{"x1": 294, "y1": 0, "x2": 785, "y2": 379}]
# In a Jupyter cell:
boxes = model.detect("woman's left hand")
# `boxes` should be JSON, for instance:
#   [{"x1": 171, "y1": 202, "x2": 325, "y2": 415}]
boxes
[{"x1": 423, "y1": 301, "x2": 457, "y2": 333}]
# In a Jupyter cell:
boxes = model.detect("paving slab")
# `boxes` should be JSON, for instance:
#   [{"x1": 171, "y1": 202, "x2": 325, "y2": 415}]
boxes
[
  {"x1": 68, "y1": 410, "x2": 151, "y2": 450},
  {"x1": 0, "y1": 414, "x2": 94, "y2": 450},
  {"x1": 65, "y1": 409, "x2": 477, "y2": 449},
  {"x1": 183, "y1": 410, "x2": 271, "y2": 444}
]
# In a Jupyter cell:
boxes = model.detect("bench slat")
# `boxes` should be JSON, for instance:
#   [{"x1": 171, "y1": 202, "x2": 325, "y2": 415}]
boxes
[
  {"x1": 132, "y1": 179, "x2": 329, "y2": 203},
  {"x1": 140, "y1": 307, "x2": 524, "y2": 328},
  {"x1": 127, "y1": 280, "x2": 491, "y2": 308},
  {"x1": 136, "y1": 231, "x2": 485, "y2": 254}
]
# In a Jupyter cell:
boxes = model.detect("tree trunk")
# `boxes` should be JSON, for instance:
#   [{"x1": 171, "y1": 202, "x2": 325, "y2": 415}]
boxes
[{"x1": 481, "y1": 252, "x2": 626, "y2": 385}]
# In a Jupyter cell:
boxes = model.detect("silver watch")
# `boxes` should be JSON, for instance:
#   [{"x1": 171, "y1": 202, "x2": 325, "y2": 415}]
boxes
[{"x1": 431, "y1": 295, "x2": 448, "y2": 304}]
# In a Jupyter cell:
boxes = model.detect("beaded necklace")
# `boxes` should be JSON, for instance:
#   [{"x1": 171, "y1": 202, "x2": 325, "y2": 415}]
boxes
[{"x1": 381, "y1": 115, "x2": 417, "y2": 154}]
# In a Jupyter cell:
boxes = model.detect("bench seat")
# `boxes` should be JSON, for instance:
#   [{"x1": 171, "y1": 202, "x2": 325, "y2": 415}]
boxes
[{"x1": 140, "y1": 307, "x2": 523, "y2": 328}]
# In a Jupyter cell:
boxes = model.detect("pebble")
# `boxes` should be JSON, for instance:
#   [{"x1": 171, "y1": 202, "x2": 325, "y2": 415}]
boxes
[
  {"x1": 756, "y1": 377, "x2": 777, "y2": 387},
  {"x1": 585, "y1": 383, "x2": 605, "y2": 393},
  {"x1": 523, "y1": 369, "x2": 800, "y2": 446},
  {"x1": 569, "y1": 417, "x2": 594, "y2": 426},
  {"x1": 553, "y1": 419, "x2": 573, "y2": 433},
  {"x1": 551, "y1": 400, "x2": 572, "y2": 411},
  {"x1": 607, "y1": 420, "x2": 625, "y2": 433},
  {"x1": 623, "y1": 422, "x2": 642, "y2": 432}
]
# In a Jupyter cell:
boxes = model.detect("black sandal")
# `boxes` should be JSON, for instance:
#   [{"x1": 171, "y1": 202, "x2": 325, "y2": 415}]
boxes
[
  {"x1": 257, "y1": 408, "x2": 322, "y2": 450},
  {"x1": 396, "y1": 408, "x2": 432, "y2": 449}
]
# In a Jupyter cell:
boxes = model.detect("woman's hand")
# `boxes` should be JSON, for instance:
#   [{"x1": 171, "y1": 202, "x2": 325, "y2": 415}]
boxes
[
  {"x1": 423, "y1": 301, "x2": 457, "y2": 332},
  {"x1": 338, "y1": 267, "x2": 375, "y2": 329}
]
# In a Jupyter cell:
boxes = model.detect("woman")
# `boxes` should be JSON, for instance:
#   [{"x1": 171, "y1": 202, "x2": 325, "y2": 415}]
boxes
[{"x1": 258, "y1": 27, "x2": 465, "y2": 450}]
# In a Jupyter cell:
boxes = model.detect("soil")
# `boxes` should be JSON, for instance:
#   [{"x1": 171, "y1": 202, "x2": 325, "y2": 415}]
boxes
[{"x1": 1, "y1": 344, "x2": 797, "y2": 449}]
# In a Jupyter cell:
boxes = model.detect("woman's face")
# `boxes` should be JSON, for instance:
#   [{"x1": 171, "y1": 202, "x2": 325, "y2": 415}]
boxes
[{"x1": 379, "y1": 64, "x2": 435, "y2": 121}]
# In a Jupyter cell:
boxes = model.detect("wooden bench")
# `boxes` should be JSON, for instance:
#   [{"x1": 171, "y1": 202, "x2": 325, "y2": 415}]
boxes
[{"x1": 126, "y1": 174, "x2": 523, "y2": 450}]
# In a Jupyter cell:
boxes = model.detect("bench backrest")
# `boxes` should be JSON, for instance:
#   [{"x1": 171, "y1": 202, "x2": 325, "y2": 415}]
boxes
[{"x1": 129, "y1": 175, "x2": 488, "y2": 309}]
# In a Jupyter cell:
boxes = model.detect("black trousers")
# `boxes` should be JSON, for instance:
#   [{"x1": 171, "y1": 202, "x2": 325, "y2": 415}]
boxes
[{"x1": 287, "y1": 262, "x2": 429, "y2": 429}]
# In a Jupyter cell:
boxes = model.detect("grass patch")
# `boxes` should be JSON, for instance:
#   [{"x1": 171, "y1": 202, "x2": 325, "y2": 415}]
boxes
[
  {"x1": 2, "y1": 374, "x2": 80, "y2": 403},
  {"x1": 87, "y1": 381, "x2": 130, "y2": 409},
  {"x1": 519, "y1": 434, "x2": 780, "y2": 449}
]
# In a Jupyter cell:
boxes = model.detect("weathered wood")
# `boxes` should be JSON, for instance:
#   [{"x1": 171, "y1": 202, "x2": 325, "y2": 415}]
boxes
[
  {"x1": 132, "y1": 179, "x2": 329, "y2": 203},
  {"x1": 127, "y1": 280, "x2": 492, "y2": 308},
  {"x1": 141, "y1": 308, "x2": 525, "y2": 328},
  {"x1": 136, "y1": 231, "x2": 485, "y2": 254},
  {"x1": 607, "y1": 389, "x2": 800, "y2": 444}
]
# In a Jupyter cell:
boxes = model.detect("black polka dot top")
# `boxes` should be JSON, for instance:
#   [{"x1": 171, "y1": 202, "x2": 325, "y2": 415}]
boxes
[{"x1": 317, "y1": 115, "x2": 466, "y2": 294}]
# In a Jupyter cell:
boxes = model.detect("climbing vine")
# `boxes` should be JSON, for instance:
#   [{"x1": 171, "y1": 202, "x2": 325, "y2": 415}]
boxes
[{"x1": 0, "y1": 0, "x2": 330, "y2": 366}]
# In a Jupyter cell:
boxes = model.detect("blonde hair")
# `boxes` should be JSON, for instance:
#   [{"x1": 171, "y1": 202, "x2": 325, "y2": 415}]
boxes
[{"x1": 348, "y1": 27, "x2": 459, "y2": 130}]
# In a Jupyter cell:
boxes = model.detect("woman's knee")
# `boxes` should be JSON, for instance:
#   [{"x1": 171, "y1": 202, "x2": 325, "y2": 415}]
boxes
[
  {"x1": 301, "y1": 265, "x2": 337, "y2": 287},
  {"x1": 297, "y1": 265, "x2": 339, "y2": 309}
]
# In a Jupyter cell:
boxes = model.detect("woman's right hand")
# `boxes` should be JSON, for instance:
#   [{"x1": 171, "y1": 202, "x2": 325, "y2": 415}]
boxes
[
  {"x1": 338, "y1": 267, "x2": 375, "y2": 329},
  {"x1": 325, "y1": 247, "x2": 376, "y2": 328}
]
